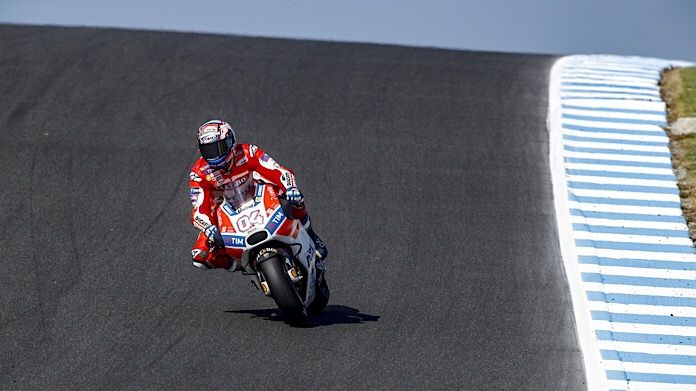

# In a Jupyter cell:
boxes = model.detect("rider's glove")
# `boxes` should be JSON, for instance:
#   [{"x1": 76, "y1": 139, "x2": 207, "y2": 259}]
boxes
[
  {"x1": 204, "y1": 225, "x2": 224, "y2": 248},
  {"x1": 285, "y1": 187, "x2": 304, "y2": 205}
]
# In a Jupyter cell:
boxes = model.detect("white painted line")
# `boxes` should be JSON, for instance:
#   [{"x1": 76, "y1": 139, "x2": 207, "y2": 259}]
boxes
[
  {"x1": 562, "y1": 117, "x2": 666, "y2": 132},
  {"x1": 562, "y1": 87, "x2": 660, "y2": 96},
  {"x1": 564, "y1": 140, "x2": 670, "y2": 154},
  {"x1": 588, "y1": 301, "x2": 696, "y2": 318},
  {"x1": 592, "y1": 320, "x2": 696, "y2": 340},
  {"x1": 569, "y1": 188, "x2": 681, "y2": 202},
  {"x1": 563, "y1": 72, "x2": 658, "y2": 84},
  {"x1": 562, "y1": 108, "x2": 667, "y2": 122},
  {"x1": 577, "y1": 248, "x2": 696, "y2": 263},
  {"x1": 564, "y1": 150, "x2": 673, "y2": 164},
  {"x1": 573, "y1": 231, "x2": 692, "y2": 246},
  {"x1": 549, "y1": 56, "x2": 608, "y2": 391},
  {"x1": 602, "y1": 360, "x2": 696, "y2": 379},
  {"x1": 563, "y1": 128, "x2": 668, "y2": 143},
  {"x1": 583, "y1": 281, "x2": 696, "y2": 298},
  {"x1": 569, "y1": 201, "x2": 682, "y2": 215},
  {"x1": 580, "y1": 264, "x2": 696, "y2": 281},
  {"x1": 563, "y1": 74, "x2": 660, "y2": 84},
  {"x1": 601, "y1": 345, "x2": 696, "y2": 364},
  {"x1": 561, "y1": 91, "x2": 663, "y2": 101},
  {"x1": 565, "y1": 162, "x2": 674, "y2": 175},
  {"x1": 570, "y1": 216, "x2": 688, "y2": 231},
  {"x1": 567, "y1": 175, "x2": 677, "y2": 188},
  {"x1": 563, "y1": 98, "x2": 666, "y2": 111}
]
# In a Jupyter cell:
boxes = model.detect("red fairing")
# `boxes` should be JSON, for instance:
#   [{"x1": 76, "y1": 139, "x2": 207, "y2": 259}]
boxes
[{"x1": 188, "y1": 143, "x2": 297, "y2": 234}]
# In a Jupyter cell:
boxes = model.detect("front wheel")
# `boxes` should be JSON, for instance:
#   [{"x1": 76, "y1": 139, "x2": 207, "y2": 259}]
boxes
[
  {"x1": 308, "y1": 274, "x2": 330, "y2": 315},
  {"x1": 256, "y1": 249, "x2": 307, "y2": 323}
]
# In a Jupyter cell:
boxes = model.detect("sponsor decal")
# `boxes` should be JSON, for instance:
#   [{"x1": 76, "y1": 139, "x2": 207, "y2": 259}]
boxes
[
  {"x1": 264, "y1": 207, "x2": 285, "y2": 234},
  {"x1": 189, "y1": 188, "x2": 201, "y2": 204},
  {"x1": 194, "y1": 216, "x2": 208, "y2": 228},
  {"x1": 255, "y1": 184, "x2": 265, "y2": 200},
  {"x1": 222, "y1": 234, "x2": 246, "y2": 248},
  {"x1": 189, "y1": 171, "x2": 202, "y2": 182},
  {"x1": 249, "y1": 144, "x2": 258, "y2": 156},
  {"x1": 235, "y1": 157, "x2": 247, "y2": 166},
  {"x1": 261, "y1": 153, "x2": 270, "y2": 162},
  {"x1": 280, "y1": 172, "x2": 295, "y2": 188}
]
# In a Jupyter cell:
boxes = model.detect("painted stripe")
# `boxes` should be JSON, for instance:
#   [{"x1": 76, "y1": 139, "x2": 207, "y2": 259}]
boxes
[
  {"x1": 577, "y1": 247, "x2": 696, "y2": 263},
  {"x1": 568, "y1": 182, "x2": 677, "y2": 195},
  {"x1": 564, "y1": 135, "x2": 667, "y2": 148},
  {"x1": 562, "y1": 82, "x2": 659, "y2": 92},
  {"x1": 564, "y1": 128, "x2": 667, "y2": 143},
  {"x1": 562, "y1": 99, "x2": 666, "y2": 113},
  {"x1": 573, "y1": 225, "x2": 688, "y2": 237},
  {"x1": 561, "y1": 89, "x2": 660, "y2": 98},
  {"x1": 564, "y1": 126, "x2": 665, "y2": 138},
  {"x1": 579, "y1": 256, "x2": 696, "y2": 270},
  {"x1": 569, "y1": 202, "x2": 682, "y2": 217},
  {"x1": 564, "y1": 150, "x2": 673, "y2": 164},
  {"x1": 562, "y1": 72, "x2": 658, "y2": 83},
  {"x1": 561, "y1": 92, "x2": 663, "y2": 101},
  {"x1": 561, "y1": 78, "x2": 659, "y2": 89},
  {"x1": 562, "y1": 113, "x2": 665, "y2": 126},
  {"x1": 565, "y1": 157, "x2": 672, "y2": 168},
  {"x1": 596, "y1": 330, "x2": 696, "y2": 347},
  {"x1": 567, "y1": 168, "x2": 674, "y2": 181},
  {"x1": 602, "y1": 350, "x2": 696, "y2": 366},
  {"x1": 564, "y1": 145, "x2": 670, "y2": 157},
  {"x1": 589, "y1": 301, "x2": 696, "y2": 319},
  {"x1": 565, "y1": 163, "x2": 673, "y2": 175},
  {"x1": 564, "y1": 140, "x2": 670, "y2": 153},
  {"x1": 563, "y1": 117, "x2": 665, "y2": 132},
  {"x1": 606, "y1": 370, "x2": 696, "y2": 385},
  {"x1": 587, "y1": 291, "x2": 696, "y2": 308},
  {"x1": 584, "y1": 281, "x2": 696, "y2": 300},
  {"x1": 562, "y1": 106, "x2": 665, "y2": 120},
  {"x1": 569, "y1": 196, "x2": 680, "y2": 208},
  {"x1": 569, "y1": 189, "x2": 681, "y2": 203},
  {"x1": 583, "y1": 273, "x2": 696, "y2": 289},
  {"x1": 581, "y1": 264, "x2": 696, "y2": 281},
  {"x1": 591, "y1": 310, "x2": 696, "y2": 327},
  {"x1": 574, "y1": 231, "x2": 692, "y2": 246},
  {"x1": 570, "y1": 216, "x2": 687, "y2": 231}
]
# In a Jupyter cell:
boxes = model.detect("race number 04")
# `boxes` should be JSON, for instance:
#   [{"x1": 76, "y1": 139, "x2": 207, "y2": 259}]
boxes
[{"x1": 236, "y1": 210, "x2": 264, "y2": 232}]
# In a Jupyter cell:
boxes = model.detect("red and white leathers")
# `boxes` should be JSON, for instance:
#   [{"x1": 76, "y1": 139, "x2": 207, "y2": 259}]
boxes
[{"x1": 188, "y1": 143, "x2": 309, "y2": 270}]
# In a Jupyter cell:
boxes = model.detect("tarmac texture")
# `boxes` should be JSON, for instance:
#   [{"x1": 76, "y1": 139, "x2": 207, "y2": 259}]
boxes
[{"x1": 0, "y1": 25, "x2": 584, "y2": 390}]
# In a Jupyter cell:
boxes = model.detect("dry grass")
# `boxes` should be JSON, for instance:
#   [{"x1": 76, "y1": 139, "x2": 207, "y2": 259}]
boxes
[{"x1": 660, "y1": 66, "x2": 696, "y2": 241}]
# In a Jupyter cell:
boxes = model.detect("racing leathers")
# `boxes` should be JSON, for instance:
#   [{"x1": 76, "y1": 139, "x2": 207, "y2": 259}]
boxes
[{"x1": 188, "y1": 143, "x2": 324, "y2": 270}]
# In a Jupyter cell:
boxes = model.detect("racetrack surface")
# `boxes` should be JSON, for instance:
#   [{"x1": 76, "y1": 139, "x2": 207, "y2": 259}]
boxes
[{"x1": 0, "y1": 25, "x2": 584, "y2": 390}]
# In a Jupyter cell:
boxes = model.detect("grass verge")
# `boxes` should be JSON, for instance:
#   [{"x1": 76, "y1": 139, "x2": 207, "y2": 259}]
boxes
[{"x1": 660, "y1": 66, "x2": 696, "y2": 240}]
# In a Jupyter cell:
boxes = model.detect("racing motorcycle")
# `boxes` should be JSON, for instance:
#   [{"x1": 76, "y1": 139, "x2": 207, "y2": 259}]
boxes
[{"x1": 216, "y1": 180, "x2": 329, "y2": 323}]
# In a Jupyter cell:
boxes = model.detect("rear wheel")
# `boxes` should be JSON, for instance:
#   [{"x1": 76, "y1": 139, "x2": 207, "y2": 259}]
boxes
[{"x1": 256, "y1": 249, "x2": 307, "y2": 323}]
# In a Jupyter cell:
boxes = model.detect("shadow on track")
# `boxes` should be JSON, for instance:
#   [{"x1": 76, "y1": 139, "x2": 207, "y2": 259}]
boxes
[{"x1": 226, "y1": 305, "x2": 380, "y2": 328}]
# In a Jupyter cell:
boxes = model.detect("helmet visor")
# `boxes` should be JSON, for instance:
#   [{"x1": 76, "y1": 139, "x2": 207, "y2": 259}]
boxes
[{"x1": 199, "y1": 138, "x2": 234, "y2": 161}]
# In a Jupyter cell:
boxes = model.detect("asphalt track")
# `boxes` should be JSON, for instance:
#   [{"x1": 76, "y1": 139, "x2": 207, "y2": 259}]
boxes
[{"x1": 0, "y1": 25, "x2": 585, "y2": 390}]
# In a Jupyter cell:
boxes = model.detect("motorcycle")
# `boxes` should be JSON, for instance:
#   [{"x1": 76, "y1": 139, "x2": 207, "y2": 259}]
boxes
[{"x1": 216, "y1": 180, "x2": 329, "y2": 323}]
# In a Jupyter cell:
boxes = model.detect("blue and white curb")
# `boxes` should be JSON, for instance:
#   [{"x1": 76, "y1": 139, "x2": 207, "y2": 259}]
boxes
[{"x1": 549, "y1": 55, "x2": 696, "y2": 390}]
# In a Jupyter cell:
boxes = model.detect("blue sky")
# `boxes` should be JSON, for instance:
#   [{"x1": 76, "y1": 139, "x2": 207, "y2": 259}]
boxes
[{"x1": 1, "y1": 0, "x2": 695, "y2": 61}]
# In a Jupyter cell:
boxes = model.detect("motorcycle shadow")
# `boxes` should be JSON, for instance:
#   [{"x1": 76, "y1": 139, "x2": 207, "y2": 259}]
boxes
[{"x1": 226, "y1": 305, "x2": 380, "y2": 328}]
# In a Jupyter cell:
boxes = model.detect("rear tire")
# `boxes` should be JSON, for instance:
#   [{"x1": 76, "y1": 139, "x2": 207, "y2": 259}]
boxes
[{"x1": 256, "y1": 249, "x2": 307, "y2": 323}]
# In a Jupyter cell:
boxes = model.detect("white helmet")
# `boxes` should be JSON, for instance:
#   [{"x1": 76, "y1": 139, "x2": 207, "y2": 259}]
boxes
[{"x1": 197, "y1": 120, "x2": 236, "y2": 170}]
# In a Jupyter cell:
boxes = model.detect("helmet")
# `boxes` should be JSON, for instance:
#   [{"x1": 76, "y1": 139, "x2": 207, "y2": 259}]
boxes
[{"x1": 197, "y1": 120, "x2": 236, "y2": 170}]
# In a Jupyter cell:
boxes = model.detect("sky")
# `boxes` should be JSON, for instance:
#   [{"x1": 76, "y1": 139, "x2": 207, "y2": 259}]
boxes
[{"x1": 1, "y1": 0, "x2": 695, "y2": 62}]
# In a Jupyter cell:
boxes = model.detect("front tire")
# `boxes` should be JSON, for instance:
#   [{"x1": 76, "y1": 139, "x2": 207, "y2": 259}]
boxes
[
  {"x1": 308, "y1": 275, "x2": 330, "y2": 315},
  {"x1": 256, "y1": 249, "x2": 307, "y2": 323}
]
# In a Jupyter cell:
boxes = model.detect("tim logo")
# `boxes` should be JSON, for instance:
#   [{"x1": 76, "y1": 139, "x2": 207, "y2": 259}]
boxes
[{"x1": 224, "y1": 235, "x2": 245, "y2": 247}]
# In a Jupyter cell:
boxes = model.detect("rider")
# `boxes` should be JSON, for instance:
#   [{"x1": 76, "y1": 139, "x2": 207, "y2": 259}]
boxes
[{"x1": 188, "y1": 119, "x2": 328, "y2": 271}]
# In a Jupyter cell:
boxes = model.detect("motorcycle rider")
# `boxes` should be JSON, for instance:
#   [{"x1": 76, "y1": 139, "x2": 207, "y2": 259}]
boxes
[{"x1": 188, "y1": 119, "x2": 328, "y2": 271}]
